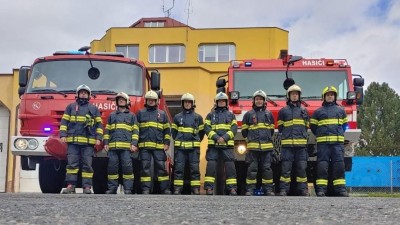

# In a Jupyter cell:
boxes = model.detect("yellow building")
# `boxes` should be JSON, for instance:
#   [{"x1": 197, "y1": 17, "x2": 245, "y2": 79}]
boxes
[
  {"x1": 90, "y1": 17, "x2": 288, "y2": 188},
  {"x1": 1, "y1": 17, "x2": 288, "y2": 192}
]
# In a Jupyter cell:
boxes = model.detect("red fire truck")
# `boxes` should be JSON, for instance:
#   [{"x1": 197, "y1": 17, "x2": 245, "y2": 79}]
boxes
[
  {"x1": 11, "y1": 47, "x2": 171, "y2": 194},
  {"x1": 215, "y1": 54, "x2": 364, "y2": 195}
]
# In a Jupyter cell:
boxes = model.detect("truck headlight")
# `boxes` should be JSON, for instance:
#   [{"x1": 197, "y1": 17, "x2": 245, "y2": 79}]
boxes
[
  {"x1": 28, "y1": 139, "x2": 39, "y2": 150},
  {"x1": 14, "y1": 138, "x2": 39, "y2": 150},
  {"x1": 15, "y1": 138, "x2": 28, "y2": 150},
  {"x1": 237, "y1": 144, "x2": 247, "y2": 155}
]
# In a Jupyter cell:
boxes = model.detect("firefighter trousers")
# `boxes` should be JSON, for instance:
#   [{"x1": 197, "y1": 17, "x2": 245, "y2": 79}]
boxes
[
  {"x1": 173, "y1": 148, "x2": 200, "y2": 191},
  {"x1": 107, "y1": 150, "x2": 134, "y2": 192},
  {"x1": 204, "y1": 147, "x2": 237, "y2": 191},
  {"x1": 246, "y1": 150, "x2": 274, "y2": 192},
  {"x1": 316, "y1": 144, "x2": 346, "y2": 194},
  {"x1": 65, "y1": 144, "x2": 94, "y2": 188},
  {"x1": 279, "y1": 147, "x2": 308, "y2": 193},
  {"x1": 139, "y1": 148, "x2": 170, "y2": 192}
]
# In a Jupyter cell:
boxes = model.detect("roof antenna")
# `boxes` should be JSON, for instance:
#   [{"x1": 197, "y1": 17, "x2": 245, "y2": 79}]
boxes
[{"x1": 163, "y1": 0, "x2": 175, "y2": 17}]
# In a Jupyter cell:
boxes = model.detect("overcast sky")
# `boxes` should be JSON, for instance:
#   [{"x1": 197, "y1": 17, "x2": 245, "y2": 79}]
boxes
[{"x1": 1, "y1": 0, "x2": 399, "y2": 93}]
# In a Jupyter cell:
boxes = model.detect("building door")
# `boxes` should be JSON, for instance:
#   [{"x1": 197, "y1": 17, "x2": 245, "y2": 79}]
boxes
[{"x1": 0, "y1": 106, "x2": 10, "y2": 192}]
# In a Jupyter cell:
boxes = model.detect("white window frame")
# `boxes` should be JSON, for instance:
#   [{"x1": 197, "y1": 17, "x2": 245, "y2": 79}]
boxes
[
  {"x1": 198, "y1": 44, "x2": 236, "y2": 62},
  {"x1": 149, "y1": 45, "x2": 185, "y2": 63},
  {"x1": 115, "y1": 45, "x2": 139, "y2": 59},
  {"x1": 144, "y1": 21, "x2": 165, "y2": 27}
]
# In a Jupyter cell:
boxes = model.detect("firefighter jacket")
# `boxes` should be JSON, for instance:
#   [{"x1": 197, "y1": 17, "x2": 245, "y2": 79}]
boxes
[
  {"x1": 103, "y1": 109, "x2": 139, "y2": 150},
  {"x1": 204, "y1": 107, "x2": 237, "y2": 148},
  {"x1": 137, "y1": 107, "x2": 171, "y2": 150},
  {"x1": 278, "y1": 101, "x2": 309, "y2": 147},
  {"x1": 60, "y1": 101, "x2": 103, "y2": 145},
  {"x1": 310, "y1": 102, "x2": 348, "y2": 144},
  {"x1": 171, "y1": 109, "x2": 205, "y2": 149},
  {"x1": 242, "y1": 105, "x2": 275, "y2": 151}
]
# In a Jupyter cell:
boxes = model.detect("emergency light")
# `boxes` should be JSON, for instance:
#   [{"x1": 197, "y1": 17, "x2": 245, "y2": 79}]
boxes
[{"x1": 43, "y1": 127, "x2": 52, "y2": 132}]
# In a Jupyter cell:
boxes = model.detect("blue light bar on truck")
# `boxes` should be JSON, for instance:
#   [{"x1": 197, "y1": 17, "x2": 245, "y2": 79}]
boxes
[
  {"x1": 53, "y1": 51, "x2": 85, "y2": 56},
  {"x1": 43, "y1": 127, "x2": 52, "y2": 132},
  {"x1": 244, "y1": 62, "x2": 252, "y2": 67}
]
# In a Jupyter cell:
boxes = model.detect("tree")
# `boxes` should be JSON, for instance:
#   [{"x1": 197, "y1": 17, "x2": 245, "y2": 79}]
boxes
[{"x1": 357, "y1": 82, "x2": 400, "y2": 156}]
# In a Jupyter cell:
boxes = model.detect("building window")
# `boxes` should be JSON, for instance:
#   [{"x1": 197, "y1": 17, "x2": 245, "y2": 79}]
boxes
[
  {"x1": 115, "y1": 45, "x2": 139, "y2": 59},
  {"x1": 149, "y1": 45, "x2": 185, "y2": 63},
  {"x1": 198, "y1": 44, "x2": 236, "y2": 62},
  {"x1": 144, "y1": 21, "x2": 165, "y2": 27}
]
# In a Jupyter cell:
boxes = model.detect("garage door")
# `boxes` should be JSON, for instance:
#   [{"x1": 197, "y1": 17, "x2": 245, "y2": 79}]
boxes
[{"x1": 0, "y1": 106, "x2": 10, "y2": 192}]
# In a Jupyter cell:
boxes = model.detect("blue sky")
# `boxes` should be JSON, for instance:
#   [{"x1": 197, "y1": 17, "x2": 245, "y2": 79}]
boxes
[{"x1": 0, "y1": 0, "x2": 399, "y2": 93}]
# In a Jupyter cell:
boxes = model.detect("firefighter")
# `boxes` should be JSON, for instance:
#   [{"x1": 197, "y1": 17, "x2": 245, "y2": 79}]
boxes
[
  {"x1": 137, "y1": 90, "x2": 172, "y2": 194},
  {"x1": 103, "y1": 92, "x2": 139, "y2": 194},
  {"x1": 171, "y1": 93, "x2": 205, "y2": 195},
  {"x1": 204, "y1": 92, "x2": 238, "y2": 195},
  {"x1": 277, "y1": 85, "x2": 309, "y2": 196},
  {"x1": 242, "y1": 90, "x2": 276, "y2": 196},
  {"x1": 60, "y1": 84, "x2": 103, "y2": 194},
  {"x1": 310, "y1": 86, "x2": 349, "y2": 197}
]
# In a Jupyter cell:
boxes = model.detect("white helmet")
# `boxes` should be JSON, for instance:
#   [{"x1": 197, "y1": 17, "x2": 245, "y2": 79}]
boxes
[
  {"x1": 287, "y1": 84, "x2": 302, "y2": 98},
  {"x1": 145, "y1": 90, "x2": 159, "y2": 100},
  {"x1": 76, "y1": 84, "x2": 91, "y2": 96},
  {"x1": 252, "y1": 90, "x2": 267, "y2": 101},
  {"x1": 116, "y1": 92, "x2": 130, "y2": 106},
  {"x1": 215, "y1": 92, "x2": 228, "y2": 102},
  {"x1": 181, "y1": 93, "x2": 195, "y2": 107}
]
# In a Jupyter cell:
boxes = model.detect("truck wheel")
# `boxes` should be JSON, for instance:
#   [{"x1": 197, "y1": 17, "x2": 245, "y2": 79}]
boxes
[
  {"x1": 92, "y1": 157, "x2": 108, "y2": 194},
  {"x1": 39, "y1": 159, "x2": 66, "y2": 193}
]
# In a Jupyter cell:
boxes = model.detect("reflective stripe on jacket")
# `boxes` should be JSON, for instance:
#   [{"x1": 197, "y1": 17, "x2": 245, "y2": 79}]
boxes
[
  {"x1": 171, "y1": 110, "x2": 205, "y2": 149},
  {"x1": 278, "y1": 102, "x2": 309, "y2": 147},
  {"x1": 60, "y1": 102, "x2": 103, "y2": 145},
  {"x1": 204, "y1": 107, "x2": 237, "y2": 147},
  {"x1": 242, "y1": 106, "x2": 275, "y2": 151},
  {"x1": 137, "y1": 107, "x2": 171, "y2": 149},
  {"x1": 103, "y1": 109, "x2": 139, "y2": 150},
  {"x1": 310, "y1": 102, "x2": 348, "y2": 144}
]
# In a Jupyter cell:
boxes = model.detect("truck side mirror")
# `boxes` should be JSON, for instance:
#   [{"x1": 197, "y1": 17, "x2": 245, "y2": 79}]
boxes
[
  {"x1": 217, "y1": 87, "x2": 226, "y2": 94},
  {"x1": 19, "y1": 66, "x2": 30, "y2": 87},
  {"x1": 353, "y1": 77, "x2": 364, "y2": 87},
  {"x1": 354, "y1": 86, "x2": 364, "y2": 105},
  {"x1": 18, "y1": 87, "x2": 26, "y2": 97},
  {"x1": 151, "y1": 71, "x2": 160, "y2": 91},
  {"x1": 283, "y1": 78, "x2": 295, "y2": 90},
  {"x1": 216, "y1": 79, "x2": 226, "y2": 88},
  {"x1": 88, "y1": 67, "x2": 100, "y2": 80}
]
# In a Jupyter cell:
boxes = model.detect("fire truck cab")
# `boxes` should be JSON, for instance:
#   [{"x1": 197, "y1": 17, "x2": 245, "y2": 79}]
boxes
[
  {"x1": 11, "y1": 47, "x2": 170, "y2": 194},
  {"x1": 215, "y1": 54, "x2": 364, "y2": 195}
]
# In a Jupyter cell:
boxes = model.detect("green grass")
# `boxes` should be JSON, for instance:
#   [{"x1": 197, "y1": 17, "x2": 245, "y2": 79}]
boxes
[{"x1": 361, "y1": 192, "x2": 400, "y2": 197}]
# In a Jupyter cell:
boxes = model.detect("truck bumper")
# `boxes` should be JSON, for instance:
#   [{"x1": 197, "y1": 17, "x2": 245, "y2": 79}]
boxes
[{"x1": 11, "y1": 136, "x2": 50, "y2": 156}]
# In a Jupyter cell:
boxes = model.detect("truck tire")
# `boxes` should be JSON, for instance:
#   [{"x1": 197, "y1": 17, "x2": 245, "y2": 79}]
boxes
[
  {"x1": 92, "y1": 157, "x2": 108, "y2": 194},
  {"x1": 39, "y1": 159, "x2": 66, "y2": 193}
]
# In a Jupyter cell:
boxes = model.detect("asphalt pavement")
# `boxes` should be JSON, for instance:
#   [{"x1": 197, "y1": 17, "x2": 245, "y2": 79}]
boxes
[{"x1": 0, "y1": 193, "x2": 398, "y2": 225}]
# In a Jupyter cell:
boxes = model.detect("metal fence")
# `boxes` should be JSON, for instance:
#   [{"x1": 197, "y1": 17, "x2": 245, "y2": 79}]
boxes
[{"x1": 345, "y1": 156, "x2": 400, "y2": 195}]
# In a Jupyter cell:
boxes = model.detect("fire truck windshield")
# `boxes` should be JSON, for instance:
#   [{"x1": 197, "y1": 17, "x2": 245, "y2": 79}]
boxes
[
  {"x1": 26, "y1": 60, "x2": 143, "y2": 96},
  {"x1": 233, "y1": 70, "x2": 349, "y2": 100}
]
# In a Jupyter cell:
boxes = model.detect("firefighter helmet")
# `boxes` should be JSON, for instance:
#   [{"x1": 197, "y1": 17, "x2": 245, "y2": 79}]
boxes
[
  {"x1": 76, "y1": 84, "x2": 91, "y2": 96},
  {"x1": 145, "y1": 90, "x2": 159, "y2": 100},
  {"x1": 287, "y1": 84, "x2": 302, "y2": 98},
  {"x1": 181, "y1": 93, "x2": 195, "y2": 107},
  {"x1": 215, "y1": 92, "x2": 228, "y2": 102},
  {"x1": 116, "y1": 92, "x2": 130, "y2": 106},
  {"x1": 252, "y1": 90, "x2": 267, "y2": 101},
  {"x1": 322, "y1": 86, "x2": 338, "y2": 99}
]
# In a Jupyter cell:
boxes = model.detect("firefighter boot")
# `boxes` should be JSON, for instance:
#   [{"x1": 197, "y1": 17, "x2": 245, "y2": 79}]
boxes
[
  {"x1": 317, "y1": 192, "x2": 326, "y2": 197},
  {"x1": 338, "y1": 191, "x2": 349, "y2": 197},
  {"x1": 62, "y1": 184, "x2": 76, "y2": 194},
  {"x1": 278, "y1": 191, "x2": 287, "y2": 196},
  {"x1": 206, "y1": 189, "x2": 214, "y2": 195},
  {"x1": 124, "y1": 190, "x2": 132, "y2": 194},
  {"x1": 105, "y1": 189, "x2": 117, "y2": 194},
  {"x1": 265, "y1": 191, "x2": 275, "y2": 196},
  {"x1": 83, "y1": 187, "x2": 92, "y2": 194},
  {"x1": 245, "y1": 189, "x2": 253, "y2": 196},
  {"x1": 192, "y1": 188, "x2": 200, "y2": 195},
  {"x1": 229, "y1": 189, "x2": 237, "y2": 196},
  {"x1": 163, "y1": 189, "x2": 172, "y2": 195},
  {"x1": 174, "y1": 188, "x2": 181, "y2": 195},
  {"x1": 142, "y1": 190, "x2": 150, "y2": 195}
]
